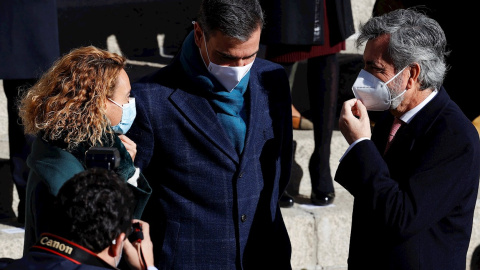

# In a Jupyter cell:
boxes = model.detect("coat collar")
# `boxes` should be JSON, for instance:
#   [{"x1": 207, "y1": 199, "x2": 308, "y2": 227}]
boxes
[
  {"x1": 239, "y1": 64, "x2": 263, "y2": 166},
  {"x1": 167, "y1": 54, "x2": 267, "y2": 166},
  {"x1": 379, "y1": 87, "x2": 451, "y2": 156},
  {"x1": 27, "y1": 136, "x2": 85, "y2": 195}
]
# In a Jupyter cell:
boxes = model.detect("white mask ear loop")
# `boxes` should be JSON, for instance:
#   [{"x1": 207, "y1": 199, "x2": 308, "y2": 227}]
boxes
[
  {"x1": 202, "y1": 32, "x2": 212, "y2": 64},
  {"x1": 195, "y1": 22, "x2": 212, "y2": 69},
  {"x1": 385, "y1": 66, "x2": 408, "y2": 85},
  {"x1": 192, "y1": 20, "x2": 209, "y2": 65},
  {"x1": 108, "y1": 98, "x2": 123, "y2": 108},
  {"x1": 385, "y1": 66, "x2": 408, "y2": 102}
]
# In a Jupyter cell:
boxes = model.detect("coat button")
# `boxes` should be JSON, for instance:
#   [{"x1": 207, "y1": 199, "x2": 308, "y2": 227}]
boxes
[
  {"x1": 238, "y1": 171, "x2": 244, "y2": 178},
  {"x1": 241, "y1": 214, "x2": 247, "y2": 222}
]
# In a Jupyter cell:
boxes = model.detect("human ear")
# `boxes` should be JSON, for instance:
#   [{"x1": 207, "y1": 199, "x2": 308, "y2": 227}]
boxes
[
  {"x1": 109, "y1": 233, "x2": 126, "y2": 257},
  {"x1": 193, "y1": 22, "x2": 203, "y2": 48},
  {"x1": 407, "y1": 63, "x2": 420, "y2": 89}
]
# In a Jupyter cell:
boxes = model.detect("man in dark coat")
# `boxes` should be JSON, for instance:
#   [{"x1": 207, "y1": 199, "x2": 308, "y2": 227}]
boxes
[
  {"x1": 335, "y1": 9, "x2": 480, "y2": 269},
  {"x1": 4, "y1": 168, "x2": 156, "y2": 270},
  {"x1": 127, "y1": 0, "x2": 293, "y2": 268},
  {"x1": 0, "y1": 0, "x2": 60, "y2": 224}
]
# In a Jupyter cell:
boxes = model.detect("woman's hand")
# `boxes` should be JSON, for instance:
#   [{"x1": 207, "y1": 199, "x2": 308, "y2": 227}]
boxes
[{"x1": 119, "y1": 135, "x2": 137, "y2": 161}]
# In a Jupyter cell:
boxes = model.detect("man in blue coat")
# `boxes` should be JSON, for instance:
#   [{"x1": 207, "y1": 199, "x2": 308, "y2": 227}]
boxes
[
  {"x1": 127, "y1": 0, "x2": 293, "y2": 268},
  {"x1": 335, "y1": 9, "x2": 480, "y2": 269}
]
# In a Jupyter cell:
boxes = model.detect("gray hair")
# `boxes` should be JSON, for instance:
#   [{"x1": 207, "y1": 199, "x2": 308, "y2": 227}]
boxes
[
  {"x1": 196, "y1": 0, "x2": 264, "y2": 42},
  {"x1": 356, "y1": 8, "x2": 449, "y2": 90}
]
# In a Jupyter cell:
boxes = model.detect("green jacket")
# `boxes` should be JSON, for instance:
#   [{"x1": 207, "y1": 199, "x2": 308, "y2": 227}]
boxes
[{"x1": 23, "y1": 136, "x2": 152, "y2": 254}]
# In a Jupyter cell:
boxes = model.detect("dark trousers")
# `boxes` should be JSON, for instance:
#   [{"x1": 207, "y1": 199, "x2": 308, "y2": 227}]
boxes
[{"x1": 3, "y1": 79, "x2": 36, "y2": 224}]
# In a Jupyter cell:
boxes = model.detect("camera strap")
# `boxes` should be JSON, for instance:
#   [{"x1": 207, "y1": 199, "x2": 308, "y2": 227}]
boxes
[
  {"x1": 129, "y1": 222, "x2": 147, "y2": 270},
  {"x1": 30, "y1": 233, "x2": 117, "y2": 269}
]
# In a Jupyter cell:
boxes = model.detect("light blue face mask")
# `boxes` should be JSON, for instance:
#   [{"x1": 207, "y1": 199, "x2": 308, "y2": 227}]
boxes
[{"x1": 108, "y1": 97, "x2": 136, "y2": 134}]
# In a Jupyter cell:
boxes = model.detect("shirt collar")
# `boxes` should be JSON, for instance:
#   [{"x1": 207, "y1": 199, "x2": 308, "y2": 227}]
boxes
[{"x1": 399, "y1": 89, "x2": 438, "y2": 124}]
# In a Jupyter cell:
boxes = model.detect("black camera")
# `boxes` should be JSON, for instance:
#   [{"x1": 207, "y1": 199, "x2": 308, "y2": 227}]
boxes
[
  {"x1": 128, "y1": 222, "x2": 144, "y2": 243},
  {"x1": 85, "y1": 147, "x2": 120, "y2": 170}
]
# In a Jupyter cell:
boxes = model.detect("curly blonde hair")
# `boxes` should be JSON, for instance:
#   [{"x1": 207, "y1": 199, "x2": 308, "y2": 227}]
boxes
[{"x1": 19, "y1": 46, "x2": 127, "y2": 150}]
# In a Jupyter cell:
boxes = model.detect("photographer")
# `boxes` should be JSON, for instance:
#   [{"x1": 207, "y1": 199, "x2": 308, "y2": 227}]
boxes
[{"x1": 5, "y1": 168, "x2": 156, "y2": 270}]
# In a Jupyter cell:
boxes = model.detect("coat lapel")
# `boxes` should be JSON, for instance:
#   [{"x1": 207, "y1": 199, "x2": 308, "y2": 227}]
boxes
[
  {"x1": 372, "y1": 112, "x2": 394, "y2": 154},
  {"x1": 383, "y1": 88, "x2": 450, "y2": 157},
  {"x1": 169, "y1": 88, "x2": 239, "y2": 164},
  {"x1": 238, "y1": 66, "x2": 267, "y2": 167}
]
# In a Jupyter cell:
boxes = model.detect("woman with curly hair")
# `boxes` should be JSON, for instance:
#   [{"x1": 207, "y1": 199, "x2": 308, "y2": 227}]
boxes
[{"x1": 19, "y1": 46, "x2": 152, "y2": 253}]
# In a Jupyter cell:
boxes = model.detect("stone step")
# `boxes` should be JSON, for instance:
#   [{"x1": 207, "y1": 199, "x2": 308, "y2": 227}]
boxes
[{"x1": 281, "y1": 129, "x2": 352, "y2": 269}]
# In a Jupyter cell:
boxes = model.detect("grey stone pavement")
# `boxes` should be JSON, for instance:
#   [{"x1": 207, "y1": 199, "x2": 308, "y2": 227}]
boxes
[{"x1": 1, "y1": 1, "x2": 480, "y2": 269}]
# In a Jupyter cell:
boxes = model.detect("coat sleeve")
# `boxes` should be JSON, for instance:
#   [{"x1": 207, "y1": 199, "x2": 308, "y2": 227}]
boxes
[
  {"x1": 335, "y1": 131, "x2": 480, "y2": 241},
  {"x1": 129, "y1": 173, "x2": 152, "y2": 219}
]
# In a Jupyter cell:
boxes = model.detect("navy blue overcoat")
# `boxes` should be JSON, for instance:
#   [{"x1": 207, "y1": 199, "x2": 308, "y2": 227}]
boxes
[{"x1": 128, "y1": 53, "x2": 293, "y2": 269}]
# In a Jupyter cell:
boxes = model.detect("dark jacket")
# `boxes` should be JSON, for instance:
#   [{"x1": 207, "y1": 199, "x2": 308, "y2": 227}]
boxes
[
  {"x1": 23, "y1": 136, "x2": 152, "y2": 254},
  {"x1": 0, "y1": 0, "x2": 59, "y2": 79},
  {"x1": 260, "y1": 0, "x2": 354, "y2": 45},
  {"x1": 128, "y1": 46, "x2": 293, "y2": 269},
  {"x1": 4, "y1": 251, "x2": 114, "y2": 270},
  {"x1": 335, "y1": 88, "x2": 480, "y2": 269}
]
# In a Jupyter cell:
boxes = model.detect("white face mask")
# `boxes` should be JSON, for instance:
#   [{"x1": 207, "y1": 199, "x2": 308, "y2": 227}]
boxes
[
  {"x1": 352, "y1": 67, "x2": 407, "y2": 111},
  {"x1": 201, "y1": 33, "x2": 253, "y2": 92}
]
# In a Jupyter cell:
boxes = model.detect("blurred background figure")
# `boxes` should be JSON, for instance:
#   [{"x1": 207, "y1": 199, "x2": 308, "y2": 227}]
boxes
[
  {"x1": 0, "y1": 0, "x2": 60, "y2": 225},
  {"x1": 260, "y1": 0, "x2": 355, "y2": 206}
]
